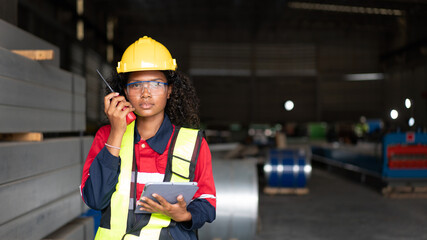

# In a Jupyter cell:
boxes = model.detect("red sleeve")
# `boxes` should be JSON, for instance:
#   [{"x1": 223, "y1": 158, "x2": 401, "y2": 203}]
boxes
[
  {"x1": 193, "y1": 138, "x2": 216, "y2": 208},
  {"x1": 80, "y1": 125, "x2": 111, "y2": 194}
]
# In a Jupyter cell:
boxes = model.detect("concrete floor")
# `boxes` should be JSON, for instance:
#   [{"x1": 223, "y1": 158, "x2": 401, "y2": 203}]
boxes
[{"x1": 255, "y1": 168, "x2": 427, "y2": 240}]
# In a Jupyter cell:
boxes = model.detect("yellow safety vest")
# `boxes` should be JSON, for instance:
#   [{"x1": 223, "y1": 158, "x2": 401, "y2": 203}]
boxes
[{"x1": 95, "y1": 121, "x2": 202, "y2": 240}]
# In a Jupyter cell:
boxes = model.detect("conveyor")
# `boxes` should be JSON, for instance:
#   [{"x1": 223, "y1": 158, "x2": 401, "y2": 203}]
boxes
[{"x1": 311, "y1": 132, "x2": 427, "y2": 183}]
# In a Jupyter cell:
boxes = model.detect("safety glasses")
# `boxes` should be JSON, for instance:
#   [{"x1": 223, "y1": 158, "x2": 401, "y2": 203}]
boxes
[{"x1": 126, "y1": 81, "x2": 168, "y2": 96}]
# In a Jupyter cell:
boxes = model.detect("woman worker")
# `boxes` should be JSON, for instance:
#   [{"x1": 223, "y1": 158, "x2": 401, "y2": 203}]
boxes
[{"x1": 80, "y1": 36, "x2": 216, "y2": 240}]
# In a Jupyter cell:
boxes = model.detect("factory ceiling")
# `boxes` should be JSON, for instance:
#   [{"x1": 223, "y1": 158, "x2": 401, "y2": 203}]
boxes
[
  {"x1": 18, "y1": 0, "x2": 427, "y2": 60},
  {"x1": 13, "y1": 0, "x2": 427, "y2": 126},
  {"x1": 105, "y1": 1, "x2": 425, "y2": 52}
]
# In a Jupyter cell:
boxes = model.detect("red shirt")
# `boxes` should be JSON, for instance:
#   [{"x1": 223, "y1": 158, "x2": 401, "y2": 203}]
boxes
[{"x1": 80, "y1": 118, "x2": 216, "y2": 209}]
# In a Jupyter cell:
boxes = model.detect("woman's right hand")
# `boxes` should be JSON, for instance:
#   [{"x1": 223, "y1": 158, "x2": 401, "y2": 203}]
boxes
[{"x1": 104, "y1": 92, "x2": 135, "y2": 135}]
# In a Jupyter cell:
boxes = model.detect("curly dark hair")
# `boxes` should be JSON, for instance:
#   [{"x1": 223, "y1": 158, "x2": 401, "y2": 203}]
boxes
[{"x1": 107, "y1": 70, "x2": 200, "y2": 128}]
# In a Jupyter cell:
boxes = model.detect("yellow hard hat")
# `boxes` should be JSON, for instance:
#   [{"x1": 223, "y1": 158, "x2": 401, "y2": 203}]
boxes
[{"x1": 117, "y1": 36, "x2": 177, "y2": 73}]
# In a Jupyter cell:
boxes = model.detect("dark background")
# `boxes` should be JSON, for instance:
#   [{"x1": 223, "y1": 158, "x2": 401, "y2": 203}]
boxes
[{"x1": 2, "y1": 0, "x2": 426, "y2": 136}]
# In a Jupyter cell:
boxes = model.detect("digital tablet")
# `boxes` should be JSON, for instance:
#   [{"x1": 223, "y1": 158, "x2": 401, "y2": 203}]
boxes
[{"x1": 135, "y1": 182, "x2": 199, "y2": 214}]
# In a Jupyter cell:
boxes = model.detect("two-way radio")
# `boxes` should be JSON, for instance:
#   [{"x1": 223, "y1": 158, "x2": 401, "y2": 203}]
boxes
[{"x1": 96, "y1": 69, "x2": 136, "y2": 125}]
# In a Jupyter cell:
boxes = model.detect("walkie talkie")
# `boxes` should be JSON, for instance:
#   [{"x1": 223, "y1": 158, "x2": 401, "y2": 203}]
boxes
[{"x1": 97, "y1": 69, "x2": 136, "y2": 125}]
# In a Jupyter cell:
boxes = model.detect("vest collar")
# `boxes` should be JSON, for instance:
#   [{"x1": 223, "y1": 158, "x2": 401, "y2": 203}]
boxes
[{"x1": 134, "y1": 114, "x2": 173, "y2": 154}]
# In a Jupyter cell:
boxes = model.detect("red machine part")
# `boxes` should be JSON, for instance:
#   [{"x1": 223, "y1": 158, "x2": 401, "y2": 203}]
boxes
[{"x1": 387, "y1": 144, "x2": 427, "y2": 169}]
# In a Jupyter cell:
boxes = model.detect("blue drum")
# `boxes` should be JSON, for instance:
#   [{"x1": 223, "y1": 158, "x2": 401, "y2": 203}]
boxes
[{"x1": 264, "y1": 148, "x2": 311, "y2": 188}]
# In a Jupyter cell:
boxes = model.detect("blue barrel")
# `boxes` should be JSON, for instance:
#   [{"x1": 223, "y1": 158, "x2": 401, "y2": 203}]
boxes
[{"x1": 264, "y1": 148, "x2": 311, "y2": 188}]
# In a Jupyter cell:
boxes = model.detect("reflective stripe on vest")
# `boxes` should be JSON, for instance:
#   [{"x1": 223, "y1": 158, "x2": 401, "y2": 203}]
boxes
[
  {"x1": 95, "y1": 123, "x2": 201, "y2": 240},
  {"x1": 171, "y1": 128, "x2": 199, "y2": 182},
  {"x1": 95, "y1": 121, "x2": 135, "y2": 240}
]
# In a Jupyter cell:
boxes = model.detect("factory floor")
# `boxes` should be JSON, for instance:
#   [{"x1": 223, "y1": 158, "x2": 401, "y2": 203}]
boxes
[{"x1": 255, "y1": 167, "x2": 427, "y2": 240}]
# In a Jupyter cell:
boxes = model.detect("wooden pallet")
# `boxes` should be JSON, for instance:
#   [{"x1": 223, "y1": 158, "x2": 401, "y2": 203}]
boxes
[
  {"x1": 382, "y1": 185, "x2": 427, "y2": 198},
  {"x1": 0, "y1": 132, "x2": 43, "y2": 142},
  {"x1": 264, "y1": 187, "x2": 309, "y2": 195},
  {"x1": 11, "y1": 49, "x2": 54, "y2": 60}
]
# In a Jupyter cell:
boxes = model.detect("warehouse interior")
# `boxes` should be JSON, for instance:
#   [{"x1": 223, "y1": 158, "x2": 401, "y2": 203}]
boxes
[{"x1": 1, "y1": 0, "x2": 427, "y2": 239}]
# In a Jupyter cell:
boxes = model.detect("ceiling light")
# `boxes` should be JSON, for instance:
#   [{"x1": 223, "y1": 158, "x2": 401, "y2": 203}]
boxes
[
  {"x1": 390, "y1": 109, "x2": 398, "y2": 120},
  {"x1": 405, "y1": 98, "x2": 412, "y2": 109},
  {"x1": 344, "y1": 73, "x2": 384, "y2": 81},
  {"x1": 77, "y1": 0, "x2": 84, "y2": 15},
  {"x1": 284, "y1": 100, "x2": 294, "y2": 111},
  {"x1": 288, "y1": 2, "x2": 404, "y2": 16},
  {"x1": 408, "y1": 117, "x2": 415, "y2": 127}
]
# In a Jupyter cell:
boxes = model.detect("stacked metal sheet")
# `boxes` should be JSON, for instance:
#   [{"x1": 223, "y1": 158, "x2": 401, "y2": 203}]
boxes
[
  {"x1": 199, "y1": 158, "x2": 259, "y2": 240},
  {"x1": 0, "y1": 19, "x2": 92, "y2": 240}
]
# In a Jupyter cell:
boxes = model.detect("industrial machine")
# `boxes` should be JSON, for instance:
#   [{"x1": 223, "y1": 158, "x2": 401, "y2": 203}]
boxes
[
  {"x1": 382, "y1": 132, "x2": 427, "y2": 179},
  {"x1": 311, "y1": 131, "x2": 427, "y2": 191}
]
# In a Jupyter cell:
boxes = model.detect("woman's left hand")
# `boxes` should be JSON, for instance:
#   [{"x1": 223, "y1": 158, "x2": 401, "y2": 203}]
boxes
[{"x1": 137, "y1": 194, "x2": 192, "y2": 222}]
